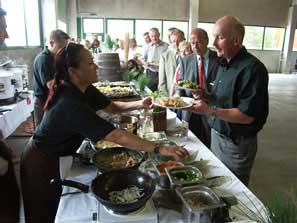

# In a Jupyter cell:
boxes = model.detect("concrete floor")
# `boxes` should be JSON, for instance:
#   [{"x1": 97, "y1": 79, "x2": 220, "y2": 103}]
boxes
[
  {"x1": 4, "y1": 74, "x2": 297, "y2": 204},
  {"x1": 249, "y1": 73, "x2": 297, "y2": 202}
]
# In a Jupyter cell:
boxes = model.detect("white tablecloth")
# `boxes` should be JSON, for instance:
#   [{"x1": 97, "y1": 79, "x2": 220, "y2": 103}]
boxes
[
  {"x1": 0, "y1": 91, "x2": 34, "y2": 139},
  {"x1": 54, "y1": 125, "x2": 267, "y2": 223}
]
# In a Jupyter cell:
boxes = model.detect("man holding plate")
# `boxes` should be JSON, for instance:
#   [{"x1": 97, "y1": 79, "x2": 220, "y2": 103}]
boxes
[
  {"x1": 177, "y1": 28, "x2": 219, "y2": 148},
  {"x1": 189, "y1": 16, "x2": 269, "y2": 186}
]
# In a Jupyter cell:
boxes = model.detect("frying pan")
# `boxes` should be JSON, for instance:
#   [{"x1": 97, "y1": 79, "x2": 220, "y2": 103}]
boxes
[
  {"x1": 74, "y1": 147, "x2": 145, "y2": 173},
  {"x1": 51, "y1": 169, "x2": 155, "y2": 214},
  {"x1": 92, "y1": 147, "x2": 145, "y2": 172}
]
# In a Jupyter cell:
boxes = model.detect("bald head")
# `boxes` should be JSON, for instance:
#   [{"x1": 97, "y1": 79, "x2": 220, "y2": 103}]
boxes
[
  {"x1": 216, "y1": 16, "x2": 245, "y2": 43},
  {"x1": 213, "y1": 16, "x2": 245, "y2": 61}
]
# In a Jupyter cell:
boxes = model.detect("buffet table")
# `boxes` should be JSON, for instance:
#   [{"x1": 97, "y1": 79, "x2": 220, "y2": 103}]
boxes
[
  {"x1": 53, "y1": 112, "x2": 266, "y2": 223},
  {"x1": 0, "y1": 91, "x2": 34, "y2": 139}
]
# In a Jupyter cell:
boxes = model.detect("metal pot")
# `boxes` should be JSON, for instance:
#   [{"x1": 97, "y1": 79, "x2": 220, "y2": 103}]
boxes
[
  {"x1": 0, "y1": 70, "x2": 16, "y2": 104},
  {"x1": 112, "y1": 115, "x2": 138, "y2": 135},
  {"x1": 51, "y1": 169, "x2": 155, "y2": 214}
]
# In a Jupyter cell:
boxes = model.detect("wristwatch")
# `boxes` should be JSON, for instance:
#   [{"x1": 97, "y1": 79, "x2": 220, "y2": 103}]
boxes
[
  {"x1": 153, "y1": 143, "x2": 161, "y2": 154},
  {"x1": 211, "y1": 106, "x2": 218, "y2": 116}
]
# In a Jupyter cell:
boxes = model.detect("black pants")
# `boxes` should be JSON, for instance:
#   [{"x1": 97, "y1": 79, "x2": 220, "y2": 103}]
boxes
[
  {"x1": 189, "y1": 113, "x2": 211, "y2": 148},
  {"x1": 21, "y1": 139, "x2": 62, "y2": 223},
  {"x1": 146, "y1": 69, "x2": 159, "y2": 92},
  {"x1": 34, "y1": 97, "x2": 45, "y2": 127}
]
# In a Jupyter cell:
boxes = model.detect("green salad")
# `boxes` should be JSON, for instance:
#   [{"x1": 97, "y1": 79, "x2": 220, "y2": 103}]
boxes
[
  {"x1": 171, "y1": 169, "x2": 202, "y2": 183},
  {"x1": 177, "y1": 80, "x2": 198, "y2": 89}
]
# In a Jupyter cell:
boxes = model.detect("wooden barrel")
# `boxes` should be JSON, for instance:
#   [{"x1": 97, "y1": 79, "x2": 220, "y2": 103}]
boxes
[{"x1": 96, "y1": 53, "x2": 122, "y2": 82}]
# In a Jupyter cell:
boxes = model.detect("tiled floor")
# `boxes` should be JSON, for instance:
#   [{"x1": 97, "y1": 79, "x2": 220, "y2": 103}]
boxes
[{"x1": 5, "y1": 73, "x2": 297, "y2": 204}]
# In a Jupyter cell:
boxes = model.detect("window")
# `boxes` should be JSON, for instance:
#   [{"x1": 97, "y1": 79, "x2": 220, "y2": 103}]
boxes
[
  {"x1": 107, "y1": 19, "x2": 134, "y2": 41},
  {"x1": 243, "y1": 26, "x2": 264, "y2": 50},
  {"x1": 263, "y1": 27, "x2": 285, "y2": 50},
  {"x1": 135, "y1": 20, "x2": 162, "y2": 46},
  {"x1": 1, "y1": 0, "x2": 41, "y2": 47},
  {"x1": 163, "y1": 21, "x2": 188, "y2": 42},
  {"x1": 198, "y1": 22, "x2": 215, "y2": 48},
  {"x1": 83, "y1": 18, "x2": 104, "y2": 41}
]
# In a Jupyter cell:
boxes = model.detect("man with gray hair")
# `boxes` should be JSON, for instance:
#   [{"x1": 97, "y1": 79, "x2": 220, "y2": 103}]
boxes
[
  {"x1": 159, "y1": 29, "x2": 184, "y2": 95},
  {"x1": 0, "y1": 8, "x2": 8, "y2": 49},
  {"x1": 142, "y1": 27, "x2": 168, "y2": 91},
  {"x1": 33, "y1": 29, "x2": 70, "y2": 126},
  {"x1": 190, "y1": 16, "x2": 269, "y2": 186}
]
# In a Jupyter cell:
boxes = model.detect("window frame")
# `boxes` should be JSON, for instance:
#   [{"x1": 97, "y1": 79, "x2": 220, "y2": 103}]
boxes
[
  {"x1": 79, "y1": 17, "x2": 189, "y2": 47},
  {"x1": 197, "y1": 21, "x2": 285, "y2": 51},
  {"x1": 81, "y1": 17, "x2": 105, "y2": 41},
  {"x1": 0, "y1": 0, "x2": 42, "y2": 49}
]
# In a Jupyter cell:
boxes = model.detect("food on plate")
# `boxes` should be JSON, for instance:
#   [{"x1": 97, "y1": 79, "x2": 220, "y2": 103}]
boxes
[
  {"x1": 95, "y1": 140, "x2": 121, "y2": 149},
  {"x1": 95, "y1": 152, "x2": 138, "y2": 169},
  {"x1": 109, "y1": 185, "x2": 144, "y2": 204},
  {"x1": 95, "y1": 83, "x2": 136, "y2": 98},
  {"x1": 157, "y1": 161, "x2": 184, "y2": 174},
  {"x1": 159, "y1": 97, "x2": 186, "y2": 108},
  {"x1": 177, "y1": 80, "x2": 199, "y2": 89}
]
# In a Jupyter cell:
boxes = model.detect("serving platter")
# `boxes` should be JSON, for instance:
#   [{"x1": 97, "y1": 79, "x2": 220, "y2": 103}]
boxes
[{"x1": 94, "y1": 82, "x2": 139, "y2": 98}]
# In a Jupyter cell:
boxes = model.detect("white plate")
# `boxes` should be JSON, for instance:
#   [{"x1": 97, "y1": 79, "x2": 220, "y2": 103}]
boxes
[{"x1": 153, "y1": 97, "x2": 193, "y2": 110}]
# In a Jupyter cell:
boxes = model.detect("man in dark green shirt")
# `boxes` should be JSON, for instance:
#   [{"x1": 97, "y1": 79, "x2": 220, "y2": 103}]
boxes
[
  {"x1": 190, "y1": 16, "x2": 269, "y2": 186},
  {"x1": 33, "y1": 30, "x2": 69, "y2": 126}
]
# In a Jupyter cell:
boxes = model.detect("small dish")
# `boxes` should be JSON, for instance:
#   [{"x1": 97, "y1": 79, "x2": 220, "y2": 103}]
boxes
[{"x1": 166, "y1": 165, "x2": 204, "y2": 187}]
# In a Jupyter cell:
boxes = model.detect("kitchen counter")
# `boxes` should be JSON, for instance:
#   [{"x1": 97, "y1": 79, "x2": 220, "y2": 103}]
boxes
[{"x1": 52, "y1": 122, "x2": 266, "y2": 223}]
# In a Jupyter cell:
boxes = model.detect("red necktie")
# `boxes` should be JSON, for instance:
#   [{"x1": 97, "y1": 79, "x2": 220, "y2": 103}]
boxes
[{"x1": 198, "y1": 56, "x2": 206, "y2": 89}]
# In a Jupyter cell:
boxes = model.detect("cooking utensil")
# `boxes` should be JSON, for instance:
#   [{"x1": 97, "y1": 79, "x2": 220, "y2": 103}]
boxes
[
  {"x1": 92, "y1": 147, "x2": 145, "y2": 172},
  {"x1": 51, "y1": 169, "x2": 156, "y2": 214},
  {"x1": 175, "y1": 185, "x2": 228, "y2": 223},
  {"x1": 112, "y1": 115, "x2": 138, "y2": 135},
  {"x1": 166, "y1": 165, "x2": 204, "y2": 188},
  {"x1": 73, "y1": 146, "x2": 145, "y2": 172}
]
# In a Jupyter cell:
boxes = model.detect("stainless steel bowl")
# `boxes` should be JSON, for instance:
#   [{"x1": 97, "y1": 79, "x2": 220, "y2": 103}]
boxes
[
  {"x1": 112, "y1": 115, "x2": 138, "y2": 135},
  {"x1": 175, "y1": 185, "x2": 227, "y2": 223}
]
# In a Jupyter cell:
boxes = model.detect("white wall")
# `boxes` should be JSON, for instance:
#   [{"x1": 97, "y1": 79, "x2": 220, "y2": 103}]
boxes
[
  {"x1": 78, "y1": 0, "x2": 189, "y2": 20},
  {"x1": 199, "y1": 0, "x2": 290, "y2": 27}
]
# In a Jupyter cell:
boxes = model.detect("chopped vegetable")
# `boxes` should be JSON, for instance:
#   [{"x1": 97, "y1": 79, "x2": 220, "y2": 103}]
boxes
[
  {"x1": 171, "y1": 170, "x2": 201, "y2": 183},
  {"x1": 108, "y1": 185, "x2": 144, "y2": 204}
]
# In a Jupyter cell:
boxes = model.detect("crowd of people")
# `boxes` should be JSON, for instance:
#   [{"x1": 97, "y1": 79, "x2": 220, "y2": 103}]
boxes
[
  {"x1": 80, "y1": 16, "x2": 268, "y2": 187},
  {"x1": 0, "y1": 12, "x2": 269, "y2": 223}
]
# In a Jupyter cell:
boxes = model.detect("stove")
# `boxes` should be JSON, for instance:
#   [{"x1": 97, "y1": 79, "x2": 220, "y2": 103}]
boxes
[{"x1": 97, "y1": 199, "x2": 158, "y2": 223}]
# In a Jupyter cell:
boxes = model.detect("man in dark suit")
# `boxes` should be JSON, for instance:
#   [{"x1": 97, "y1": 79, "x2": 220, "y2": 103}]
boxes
[{"x1": 177, "y1": 28, "x2": 219, "y2": 148}]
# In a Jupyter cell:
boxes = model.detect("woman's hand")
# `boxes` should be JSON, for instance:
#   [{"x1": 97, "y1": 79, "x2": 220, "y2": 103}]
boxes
[
  {"x1": 140, "y1": 97, "x2": 153, "y2": 109},
  {"x1": 159, "y1": 146, "x2": 189, "y2": 162}
]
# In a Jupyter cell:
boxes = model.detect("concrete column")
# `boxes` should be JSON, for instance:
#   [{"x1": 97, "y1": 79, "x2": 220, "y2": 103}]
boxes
[
  {"x1": 282, "y1": 5, "x2": 297, "y2": 73},
  {"x1": 189, "y1": 0, "x2": 199, "y2": 37},
  {"x1": 67, "y1": 0, "x2": 77, "y2": 38}
]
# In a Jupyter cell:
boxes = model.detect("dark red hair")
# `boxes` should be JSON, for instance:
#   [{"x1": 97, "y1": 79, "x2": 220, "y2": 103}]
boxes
[{"x1": 43, "y1": 43, "x2": 84, "y2": 110}]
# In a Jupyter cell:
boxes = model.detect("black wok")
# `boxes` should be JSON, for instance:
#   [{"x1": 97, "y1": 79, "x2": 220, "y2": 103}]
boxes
[
  {"x1": 51, "y1": 169, "x2": 155, "y2": 214},
  {"x1": 75, "y1": 147, "x2": 145, "y2": 172}
]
